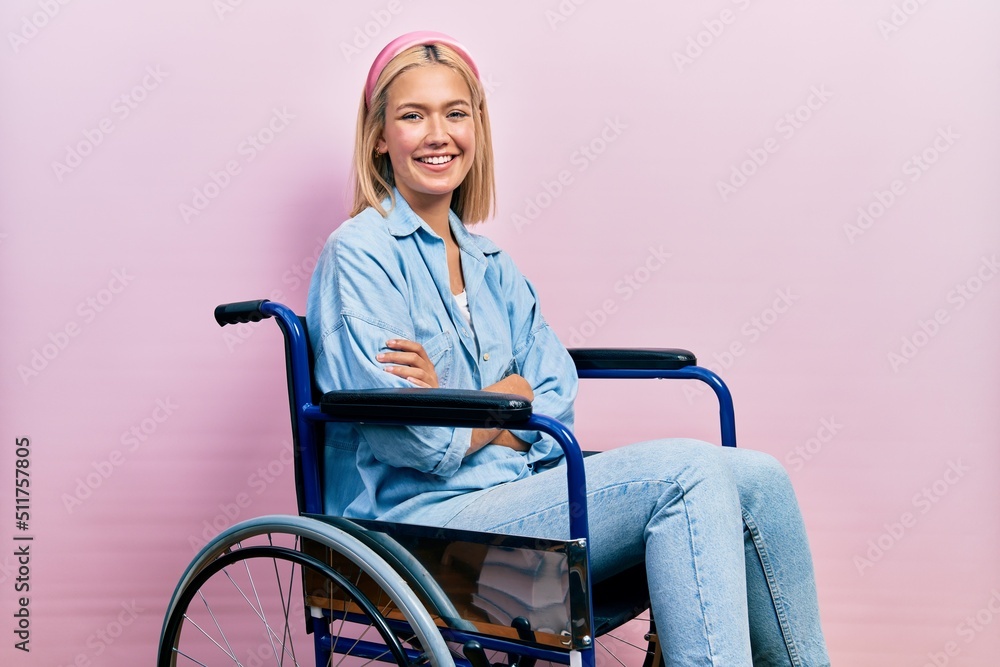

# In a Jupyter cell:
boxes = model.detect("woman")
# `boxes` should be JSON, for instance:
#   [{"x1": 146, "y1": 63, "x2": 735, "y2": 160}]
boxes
[{"x1": 306, "y1": 31, "x2": 830, "y2": 666}]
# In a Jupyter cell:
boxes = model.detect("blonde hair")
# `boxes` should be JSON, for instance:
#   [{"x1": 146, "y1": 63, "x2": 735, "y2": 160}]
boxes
[{"x1": 350, "y1": 43, "x2": 495, "y2": 223}]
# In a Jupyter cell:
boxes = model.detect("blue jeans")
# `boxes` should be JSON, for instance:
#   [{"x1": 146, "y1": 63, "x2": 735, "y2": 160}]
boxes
[{"x1": 435, "y1": 439, "x2": 830, "y2": 666}]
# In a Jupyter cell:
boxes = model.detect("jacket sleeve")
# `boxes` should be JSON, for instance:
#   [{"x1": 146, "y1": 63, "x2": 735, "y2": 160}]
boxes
[
  {"x1": 495, "y1": 252, "x2": 578, "y2": 466},
  {"x1": 306, "y1": 225, "x2": 471, "y2": 477}
]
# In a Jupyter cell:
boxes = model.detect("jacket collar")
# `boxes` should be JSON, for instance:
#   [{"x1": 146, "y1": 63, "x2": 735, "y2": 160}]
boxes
[{"x1": 382, "y1": 190, "x2": 501, "y2": 258}]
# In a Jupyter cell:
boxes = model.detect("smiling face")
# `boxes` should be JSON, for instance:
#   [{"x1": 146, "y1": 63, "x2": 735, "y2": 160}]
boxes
[{"x1": 376, "y1": 64, "x2": 476, "y2": 217}]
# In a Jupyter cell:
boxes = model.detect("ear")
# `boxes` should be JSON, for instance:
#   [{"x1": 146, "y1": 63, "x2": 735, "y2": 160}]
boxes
[{"x1": 376, "y1": 134, "x2": 388, "y2": 154}]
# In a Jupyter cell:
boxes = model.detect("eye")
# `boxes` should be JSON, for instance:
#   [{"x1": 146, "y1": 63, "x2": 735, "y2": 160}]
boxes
[
  {"x1": 448, "y1": 110, "x2": 469, "y2": 119},
  {"x1": 400, "y1": 112, "x2": 421, "y2": 121}
]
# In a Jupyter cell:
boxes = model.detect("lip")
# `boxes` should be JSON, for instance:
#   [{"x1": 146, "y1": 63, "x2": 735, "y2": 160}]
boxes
[{"x1": 414, "y1": 153, "x2": 459, "y2": 170}]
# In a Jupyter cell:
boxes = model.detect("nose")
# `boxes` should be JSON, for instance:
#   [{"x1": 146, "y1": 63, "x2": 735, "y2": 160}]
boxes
[{"x1": 424, "y1": 114, "x2": 449, "y2": 146}]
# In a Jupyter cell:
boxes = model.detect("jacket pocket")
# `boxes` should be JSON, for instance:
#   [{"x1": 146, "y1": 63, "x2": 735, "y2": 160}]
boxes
[{"x1": 422, "y1": 330, "x2": 453, "y2": 387}]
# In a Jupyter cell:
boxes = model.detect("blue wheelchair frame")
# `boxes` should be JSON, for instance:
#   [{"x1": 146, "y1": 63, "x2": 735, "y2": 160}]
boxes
[{"x1": 198, "y1": 299, "x2": 737, "y2": 667}]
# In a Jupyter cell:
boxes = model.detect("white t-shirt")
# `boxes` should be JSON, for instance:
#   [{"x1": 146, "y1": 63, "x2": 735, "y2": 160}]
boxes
[{"x1": 453, "y1": 290, "x2": 472, "y2": 328}]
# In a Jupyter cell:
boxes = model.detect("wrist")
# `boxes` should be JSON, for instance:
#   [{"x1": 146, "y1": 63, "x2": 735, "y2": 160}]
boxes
[{"x1": 492, "y1": 429, "x2": 530, "y2": 452}]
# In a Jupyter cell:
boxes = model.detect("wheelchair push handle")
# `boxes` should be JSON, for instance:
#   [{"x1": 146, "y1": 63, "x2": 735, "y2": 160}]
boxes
[{"x1": 214, "y1": 300, "x2": 273, "y2": 327}]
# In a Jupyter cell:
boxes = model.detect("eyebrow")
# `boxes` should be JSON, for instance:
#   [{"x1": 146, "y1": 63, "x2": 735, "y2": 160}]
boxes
[{"x1": 394, "y1": 99, "x2": 472, "y2": 112}]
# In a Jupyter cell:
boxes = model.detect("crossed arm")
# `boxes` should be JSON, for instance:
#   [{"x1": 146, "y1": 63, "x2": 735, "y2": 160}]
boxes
[{"x1": 377, "y1": 338, "x2": 534, "y2": 456}]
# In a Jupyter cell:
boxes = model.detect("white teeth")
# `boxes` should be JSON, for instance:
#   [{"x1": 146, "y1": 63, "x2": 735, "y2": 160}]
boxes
[{"x1": 418, "y1": 155, "x2": 453, "y2": 165}]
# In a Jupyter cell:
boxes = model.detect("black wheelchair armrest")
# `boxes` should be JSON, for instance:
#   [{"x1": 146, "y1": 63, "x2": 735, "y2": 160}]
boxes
[
  {"x1": 319, "y1": 388, "x2": 532, "y2": 428},
  {"x1": 568, "y1": 347, "x2": 696, "y2": 371}
]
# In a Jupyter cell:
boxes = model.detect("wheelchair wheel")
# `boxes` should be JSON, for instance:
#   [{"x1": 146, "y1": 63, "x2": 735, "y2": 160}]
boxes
[{"x1": 158, "y1": 515, "x2": 455, "y2": 667}]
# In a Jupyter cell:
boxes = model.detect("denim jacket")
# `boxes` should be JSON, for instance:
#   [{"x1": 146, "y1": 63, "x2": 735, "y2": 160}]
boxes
[{"x1": 306, "y1": 192, "x2": 578, "y2": 523}]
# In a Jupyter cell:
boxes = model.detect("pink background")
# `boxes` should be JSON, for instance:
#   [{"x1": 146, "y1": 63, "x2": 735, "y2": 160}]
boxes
[{"x1": 2, "y1": 1, "x2": 998, "y2": 664}]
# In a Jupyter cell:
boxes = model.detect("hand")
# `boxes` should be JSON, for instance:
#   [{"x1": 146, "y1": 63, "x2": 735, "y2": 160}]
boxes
[
  {"x1": 377, "y1": 339, "x2": 439, "y2": 388},
  {"x1": 466, "y1": 374, "x2": 534, "y2": 456},
  {"x1": 490, "y1": 429, "x2": 531, "y2": 452},
  {"x1": 486, "y1": 373, "x2": 534, "y2": 403}
]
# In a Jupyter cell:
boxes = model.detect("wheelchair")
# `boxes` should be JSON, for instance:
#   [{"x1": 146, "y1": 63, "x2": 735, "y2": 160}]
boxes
[{"x1": 157, "y1": 299, "x2": 738, "y2": 667}]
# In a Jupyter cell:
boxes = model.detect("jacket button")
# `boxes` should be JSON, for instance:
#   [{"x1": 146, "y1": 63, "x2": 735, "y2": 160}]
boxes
[{"x1": 483, "y1": 353, "x2": 490, "y2": 361}]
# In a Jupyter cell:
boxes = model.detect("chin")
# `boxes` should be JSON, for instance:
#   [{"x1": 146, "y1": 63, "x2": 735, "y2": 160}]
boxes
[{"x1": 413, "y1": 177, "x2": 467, "y2": 197}]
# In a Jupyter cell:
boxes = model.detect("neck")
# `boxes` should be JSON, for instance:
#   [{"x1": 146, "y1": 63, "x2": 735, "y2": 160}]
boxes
[{"x1": 403, "y1": 192, "x2": 454, "y2": 237}]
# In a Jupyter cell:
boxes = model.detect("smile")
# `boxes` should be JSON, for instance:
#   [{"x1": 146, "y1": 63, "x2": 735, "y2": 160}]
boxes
[{"x1": 416, "y1": 155, "x2": 455, "y2": 165}]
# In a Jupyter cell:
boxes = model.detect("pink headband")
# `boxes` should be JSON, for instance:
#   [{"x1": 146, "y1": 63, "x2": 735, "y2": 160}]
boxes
[{"x1": 365, "y1": 31, "x2": 480, "y2": 108}]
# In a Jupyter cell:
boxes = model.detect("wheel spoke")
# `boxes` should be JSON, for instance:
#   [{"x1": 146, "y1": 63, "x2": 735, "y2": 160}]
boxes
[
  {"x1": 172, "y1": 646, "x2": 211, "y2": 666},
  {"x1": 198, "y1": 590, "x2": 242, "y2": 663},
  {"x1": 329, "y1": 583, "x2": 351, "y2": 666},
  {"x1": 330, "y1": 566, "x2": 374, "y2": 667},
  {"x1": 183, "y1": 611, "x2": 240, "y2": 663},
  {"x1": 595, "y1": 638, "x2": 629, "y2": 667},
  {"x1": 279, "y1": 570, "x2": 300, "y2": 666},
  {"x1": 360, "y1": 645, "x2": 396, "y2": 666},
  {"x1": 266, "y1": 532, "x2": 295, "y2": 666},
  {"x1": 602, "y1": 633, "x2": 652, "y2": 653},
  {"x1": 269, "y1": 537, "x2": 301, "y2": 666},
  {"x1": 240, "y1": 547, "x2": 281, "y2": 665},
  {"x1": 335, "y1": 623, "x2": 372, "y2": 666},
  {"x1": 221, "y1": 565, "x2": 297, "y2": 658}
]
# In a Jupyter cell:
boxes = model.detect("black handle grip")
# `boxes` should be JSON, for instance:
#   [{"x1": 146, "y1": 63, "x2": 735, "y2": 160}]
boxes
[{"x1": 214, "y1": 300, "x2": 272, "y2": 327}]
